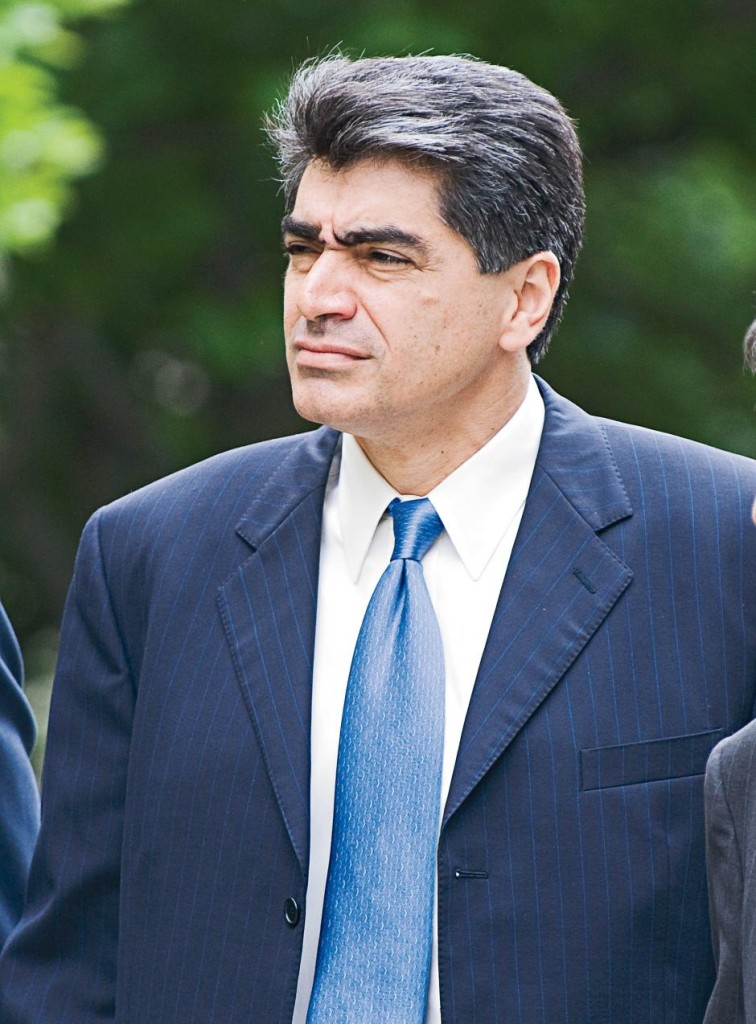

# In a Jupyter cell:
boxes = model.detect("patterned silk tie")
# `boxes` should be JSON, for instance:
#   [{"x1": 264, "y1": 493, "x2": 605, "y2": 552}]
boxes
[{"x1": 307, "y1": 497, "x2": 446, "y2": 1024}]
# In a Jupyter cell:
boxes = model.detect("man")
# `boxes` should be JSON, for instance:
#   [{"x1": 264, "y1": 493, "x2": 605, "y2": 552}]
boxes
[
  {"x1": 0, "y1": 601, "x2": 40, "y2": 947},
  {"x1": 703, "y1": 319, "x2": 756, "y2": 1024},
  {"x1": 1, "y1": 54, "x2": 755, "y2": 1023}
]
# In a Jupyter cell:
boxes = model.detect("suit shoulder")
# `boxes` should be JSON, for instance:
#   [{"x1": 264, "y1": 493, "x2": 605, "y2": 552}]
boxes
[
  {"x1": 707, "y1": 720, "x2": 756, "y2": 841},
  {"x1": 93, "y1": 428, "x2": 333, "y2": 527},
  {"x1": 538, "y1": 378, "x2": 756, "y2": 528},
  {"x1": 710, "y1": 719, "x2": 756, "y2": 777},
  {"x1": 69, "y1": 426, "x2": 338, "y2": 612},
  {"x1": 537, "y1": 375, "x2": 756, "y2": 490},
  {"x1": 72, "y1": 427, "x2": 339, "y2": 573},
  {"x1": 595, "y1": 416, "x2": 756, "y2": 512},
  {"x1": 599, "y1": 416, "x2": 755, "y2": 473}
]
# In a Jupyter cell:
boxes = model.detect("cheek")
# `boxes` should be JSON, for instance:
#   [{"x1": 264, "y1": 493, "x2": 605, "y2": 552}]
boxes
[
  {"x1": 398, "y1": 291, "x2": 450, "y2": 340},
  {"x1": 282, "y1": 289, "x2": 299, "y2": 334},
  {"x1": 416, "y1": 288, "x2": 442, "y2": 311},
  {"x1": 415, "y1": 285, "x2": 478, "y2": 332}
]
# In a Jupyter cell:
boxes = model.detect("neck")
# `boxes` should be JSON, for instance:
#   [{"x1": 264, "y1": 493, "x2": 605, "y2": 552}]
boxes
[{"x1": 356, "y1": 374, "x2": 532, "y2": 495}]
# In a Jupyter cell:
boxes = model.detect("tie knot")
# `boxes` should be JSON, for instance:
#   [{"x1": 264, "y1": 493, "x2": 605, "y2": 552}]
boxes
[{"x1": 389, "y1": 498, "x2": 444, "y2": 562}]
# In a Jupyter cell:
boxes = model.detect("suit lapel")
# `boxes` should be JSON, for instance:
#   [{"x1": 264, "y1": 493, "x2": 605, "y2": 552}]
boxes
[
  {"x1": 215, "y1": 384, "x2": 636, "y2": 848},
  {"x1": 443, "y1": 380, "x2": 634, "y2": 826},
  {"x1": 217, "y1": 427, "x2": 339, "y2": 875}
]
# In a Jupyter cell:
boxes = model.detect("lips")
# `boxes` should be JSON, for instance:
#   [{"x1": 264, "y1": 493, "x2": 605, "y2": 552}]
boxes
[{"x1": 293, "y1": 338, "x2": 369, "y2": 368}]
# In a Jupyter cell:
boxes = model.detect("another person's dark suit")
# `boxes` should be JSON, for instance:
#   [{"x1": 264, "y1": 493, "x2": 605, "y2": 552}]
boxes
[
  {"x1": 704, "y1": 719, "x2": 756, "y2": 1024},
  {"x1": 0, "y1": 602, "x2": 39, "y2": 947},
  {"x1": 0, "y1": 380, "x2": 754, "y2": 1022},
  {"x1": 704, "y1": 337, "x2": 756, "y2": 1024}
]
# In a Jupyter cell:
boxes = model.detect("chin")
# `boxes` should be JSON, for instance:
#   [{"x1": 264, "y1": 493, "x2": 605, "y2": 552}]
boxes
[{"x1": 291, "y1": 381, "x2": 366, "y2": 434}]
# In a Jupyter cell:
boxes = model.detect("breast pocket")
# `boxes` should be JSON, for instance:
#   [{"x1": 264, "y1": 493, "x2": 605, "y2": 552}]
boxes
[{"x1": 580, "y1": 728, "x2": 725, "y2": 790}]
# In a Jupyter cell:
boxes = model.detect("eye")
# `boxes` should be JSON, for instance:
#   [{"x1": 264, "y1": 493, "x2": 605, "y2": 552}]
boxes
[
  {"x1": 367, "y1": 250, "x2": 412, "y2": 266},
  {"x1": 283, "y1": 242, "x2": 320, "y2": 271},
  {"x1": 284, "y1": 242, "x2": 317, "y2": 258}
]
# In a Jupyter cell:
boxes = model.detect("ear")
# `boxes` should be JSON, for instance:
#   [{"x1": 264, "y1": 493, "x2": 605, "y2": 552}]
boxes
[{"x1": 498, "y1": 251, "x2": 561, "y2": 354}]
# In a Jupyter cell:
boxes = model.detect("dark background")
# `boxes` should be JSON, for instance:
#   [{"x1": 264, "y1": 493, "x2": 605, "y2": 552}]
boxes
[{"x1": 2, "y1": 0, "x2": 755, "y2": 765}]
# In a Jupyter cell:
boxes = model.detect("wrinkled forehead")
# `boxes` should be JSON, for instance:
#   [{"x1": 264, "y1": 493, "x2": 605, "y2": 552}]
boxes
[
  {"x1": 287, "y1": 157, "x2": 447, "y2": 239},
  {"x1": 290, "y1": 154, "x2": 446, "y2": 210}
]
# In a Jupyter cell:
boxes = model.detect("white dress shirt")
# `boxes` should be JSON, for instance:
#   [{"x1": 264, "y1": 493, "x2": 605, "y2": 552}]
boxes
[{"x1": 292, "y1": 375, "x2": 544, "y2": 1024}]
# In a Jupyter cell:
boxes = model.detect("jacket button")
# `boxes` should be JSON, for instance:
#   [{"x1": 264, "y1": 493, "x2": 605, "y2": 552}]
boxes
[{"x1": 284, "y1": 897, "x2": 300, "y2": 927}]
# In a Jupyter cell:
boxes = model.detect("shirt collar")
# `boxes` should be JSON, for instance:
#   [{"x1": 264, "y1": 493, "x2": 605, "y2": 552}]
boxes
[{"x1": 337, "y1": 374, "x2": 545, "y2": 581}]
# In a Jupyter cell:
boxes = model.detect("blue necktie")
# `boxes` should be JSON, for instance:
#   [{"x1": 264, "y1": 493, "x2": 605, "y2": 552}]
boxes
[{"x1": 307, "y1": 497, "x2": 445, "y2": 1024}]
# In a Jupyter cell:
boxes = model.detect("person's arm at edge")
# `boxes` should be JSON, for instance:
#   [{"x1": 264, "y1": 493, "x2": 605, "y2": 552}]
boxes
[
  {"x1": 0, "y1": 602, "x2": 40, "y2": 947},
  {"x1": 703, "y1": 739, "x2": 747, "y2": 1024}
]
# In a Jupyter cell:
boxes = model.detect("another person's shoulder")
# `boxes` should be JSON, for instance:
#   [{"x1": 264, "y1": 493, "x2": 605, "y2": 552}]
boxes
[
  {"x1": 0, "y1": 601, "x2": 40, "y2": 947},
  {"x1": 708, "y1": 719, "x2": 756, "y2": 787},
  {"x1": 0, "y1": 601, "x2": 23, "y2": 689},
  {"x1": 0, "y1": 602, "x2": 36, "y2": 759},
  {"x1": 705, "y1": 721, "x2": 756, "y2": 852}
]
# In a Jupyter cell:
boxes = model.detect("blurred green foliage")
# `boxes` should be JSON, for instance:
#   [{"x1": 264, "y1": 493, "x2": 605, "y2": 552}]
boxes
[
  {"x1": 0, "y1": 0, "x2": 128, "y2": 256},
  {"x1": 1, "y1": 0, "x2": 755, "y2": 656}
]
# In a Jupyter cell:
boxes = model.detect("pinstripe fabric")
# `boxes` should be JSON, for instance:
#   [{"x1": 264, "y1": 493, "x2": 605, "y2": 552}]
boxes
[
  {"x1": 0, "y1": 378, "x2": 754, "y2": 1023},
  {"x1": 703, "y1": 720, "x2": 756, "y2": 1024},
  {"x1": 436, "y1": 386, "x2": 756, "y2": 1024},
  {"x1": 0, "y1": 428, "x2": 339, "y2": 1024}
]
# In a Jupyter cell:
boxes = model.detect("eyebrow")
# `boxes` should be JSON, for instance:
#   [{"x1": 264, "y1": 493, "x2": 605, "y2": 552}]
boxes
[{"x1": 281, "y1": 216, "x2": 430, "y2": 258}]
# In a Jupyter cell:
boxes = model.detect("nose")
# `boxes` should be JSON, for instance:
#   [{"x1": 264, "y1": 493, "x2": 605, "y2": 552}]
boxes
[{"x1": 294, "y1": 250, "x2": 358, "y2": 322}]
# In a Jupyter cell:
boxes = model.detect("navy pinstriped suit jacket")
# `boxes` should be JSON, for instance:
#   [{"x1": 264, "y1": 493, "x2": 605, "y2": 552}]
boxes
[{"x1": 1, "y1": 378, "x2": 755, "y2": 1023}]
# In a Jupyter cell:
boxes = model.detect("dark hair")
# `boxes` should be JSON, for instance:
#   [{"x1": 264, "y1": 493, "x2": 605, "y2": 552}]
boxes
[
  {"x1": 745, "y1": 318, "x2": 756, "y2": 372},
  {"x1": 265, "y1": 53, "x2": 585, "y2": 363}
]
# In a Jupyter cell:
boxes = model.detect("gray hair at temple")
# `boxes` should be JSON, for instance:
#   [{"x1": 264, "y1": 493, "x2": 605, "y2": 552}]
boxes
[
  {"x1": 265, "y1": 53, "x2": 585, "y2": 364},
  {"x1": 745, "y1": 318, "x2": 756, "y2": 372}
]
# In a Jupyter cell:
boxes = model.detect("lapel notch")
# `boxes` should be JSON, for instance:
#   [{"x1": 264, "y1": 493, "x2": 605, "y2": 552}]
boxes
[
  {"x1": 444, "y1": 380, "x2": 634, "y2": 825},
  {"x1": 218, "y1": 427, "x2": 339, "y2": 874}
]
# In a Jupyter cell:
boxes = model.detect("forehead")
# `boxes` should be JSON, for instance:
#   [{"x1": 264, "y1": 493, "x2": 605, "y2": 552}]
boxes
[{"x1": 289, "y1": 158, "x2": 445, "y2": 233}]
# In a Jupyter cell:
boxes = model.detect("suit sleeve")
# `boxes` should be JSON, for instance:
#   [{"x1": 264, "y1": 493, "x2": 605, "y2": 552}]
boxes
[
  {"x1": 0, "y1": 512, "x2": 135, "y2": 1023},
  {"x1": 703, "y1": 741, "x2": 747, "y2": 1024},
  {"x1": 0, "y1": 603, "x2": 40, "y2": 947}
]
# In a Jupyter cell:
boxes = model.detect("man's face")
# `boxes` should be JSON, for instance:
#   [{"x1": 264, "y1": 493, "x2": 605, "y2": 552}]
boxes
[{"x1": 283, "y1": 158, "x2": 528, "y2": 450}]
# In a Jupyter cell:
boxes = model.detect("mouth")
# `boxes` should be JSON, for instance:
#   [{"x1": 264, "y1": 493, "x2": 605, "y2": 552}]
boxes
[{"x1": 292, "y1": 338, "x2": 370, "y2": 369}]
